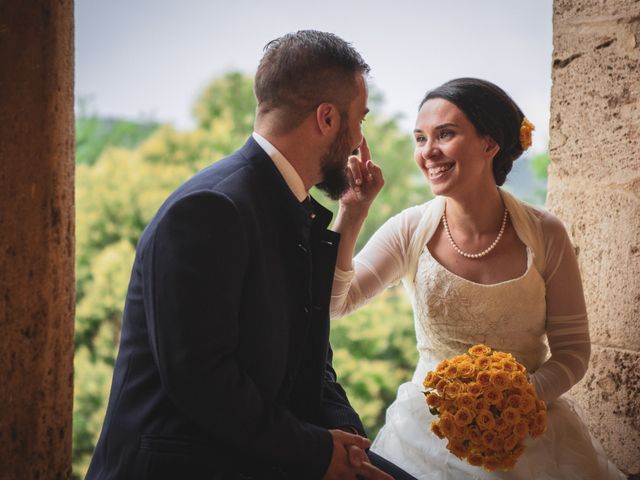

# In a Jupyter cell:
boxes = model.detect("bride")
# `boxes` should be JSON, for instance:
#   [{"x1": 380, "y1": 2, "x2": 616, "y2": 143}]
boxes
[{"x1": 330, "y1": 78, "x2": 626, "y2": 479}]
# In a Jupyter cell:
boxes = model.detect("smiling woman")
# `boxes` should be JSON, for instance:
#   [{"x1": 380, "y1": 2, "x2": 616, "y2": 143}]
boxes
[{"x1": 329, "y1": 77, "x2": 627, "y2": 479}]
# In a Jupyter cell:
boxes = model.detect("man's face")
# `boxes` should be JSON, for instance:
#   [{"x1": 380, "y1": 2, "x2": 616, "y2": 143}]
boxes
[{"x1": 317, "y1": 74, "x2": 369, "y2": 200}]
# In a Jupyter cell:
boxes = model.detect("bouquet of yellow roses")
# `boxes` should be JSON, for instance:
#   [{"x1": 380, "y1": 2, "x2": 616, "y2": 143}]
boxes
[{"x1": 423, "y1": 344, "x2": 547, "y2": 472}]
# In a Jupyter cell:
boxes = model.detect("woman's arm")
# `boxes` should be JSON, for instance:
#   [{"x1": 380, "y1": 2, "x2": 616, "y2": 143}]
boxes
[
  {"x1": 333, "y1": 138, "x2": 384, "y2": 272},
  {"x1": 529, "y1": 212, "x2": 591, "y2": 404}
]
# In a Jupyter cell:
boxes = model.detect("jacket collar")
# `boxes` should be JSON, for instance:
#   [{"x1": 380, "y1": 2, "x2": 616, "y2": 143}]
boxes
[{"x1": 238, "y1": 137, "x2": 334, "y2": 232}]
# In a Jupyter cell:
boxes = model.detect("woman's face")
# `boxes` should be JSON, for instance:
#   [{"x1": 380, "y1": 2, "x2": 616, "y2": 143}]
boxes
[{"x1": 413, "y1": 98, "x2": 497, "y2": 198}]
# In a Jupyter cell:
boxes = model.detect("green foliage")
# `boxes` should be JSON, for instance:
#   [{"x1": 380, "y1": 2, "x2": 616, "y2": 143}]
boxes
[
  {"x1": 76, "y1": 101, "x2": 159, "y2": 166},
  {"x1": 330, "y1": 288, "x2": 416, "y2": 437},
  {"x1": 528, "y1": 151, "x2": 550, "y2": 204},
  {"x1": 530, "y1": 151, "x2": 550, "y2": 181}
]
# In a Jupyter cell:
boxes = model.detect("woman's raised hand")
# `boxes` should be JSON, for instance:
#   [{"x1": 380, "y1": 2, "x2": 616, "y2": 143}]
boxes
[{"x1": 341, "y1": 137, "x2": 384, "y2": 214}]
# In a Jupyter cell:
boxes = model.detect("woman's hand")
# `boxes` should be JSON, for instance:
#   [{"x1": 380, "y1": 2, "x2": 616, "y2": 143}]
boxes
[{"x1": 340, "y1": 137, "x2": 384, "y2": 215}]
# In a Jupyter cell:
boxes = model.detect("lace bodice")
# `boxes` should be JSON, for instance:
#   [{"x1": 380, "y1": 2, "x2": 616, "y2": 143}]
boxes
[
  {"x1": 331, "y1": 190, "x2": 591, "y2": 404},
  {"x1": 410, "y1": 246, "x2": 548, "y2": 384}
]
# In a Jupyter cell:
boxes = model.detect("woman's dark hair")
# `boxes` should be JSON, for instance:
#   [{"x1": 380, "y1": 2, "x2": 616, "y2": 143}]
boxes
[{"x1": 420, "y1": 78, "x2": 525, "y2": 186}]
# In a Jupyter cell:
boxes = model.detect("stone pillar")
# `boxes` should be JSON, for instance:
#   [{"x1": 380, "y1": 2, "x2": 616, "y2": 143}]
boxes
[
  {"x1": 549, "y1": 0, "x2": 639, "y2": 475},
  {"x1": 0, "y1": 1, "x2": 74, "y2": 479}
]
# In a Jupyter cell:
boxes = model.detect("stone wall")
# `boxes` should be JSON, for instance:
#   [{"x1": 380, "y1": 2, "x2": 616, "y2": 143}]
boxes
[
  {"x1": 0, "y1": 1, "x2": 75, "y2": 479},
  {"x1": 549, "y1": 0, "x2": 640, "y2": 475}
]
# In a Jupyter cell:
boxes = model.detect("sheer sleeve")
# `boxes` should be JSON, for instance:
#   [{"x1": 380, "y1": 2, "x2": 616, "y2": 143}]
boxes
[
  {"x1": 529, "y1": 212, "x2": 591, "y2": 404},
  {"x1": 330, "y1": 205, "x2": 424, "y2": 319}
]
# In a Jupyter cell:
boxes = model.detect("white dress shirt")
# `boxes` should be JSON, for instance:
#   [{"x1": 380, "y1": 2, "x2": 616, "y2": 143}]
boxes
[{"x1": 252, "y1": 132, "x2": 308, "y2": 203}]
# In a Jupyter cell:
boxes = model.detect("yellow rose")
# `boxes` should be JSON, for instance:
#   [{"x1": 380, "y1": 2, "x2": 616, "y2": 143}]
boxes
[
  {"x1": 510, "y1": 371, "x2": 528, "y2": 389},
  {"x1": 447, "y1": 440, "x2": 469, "y2": 460},
  {"x1": 431, "y1": 421, "x2": 445, "y2": 439},
  {"x1": 514, "y1": 420, "x2": 529, "y2": 439},
  {"x1": 468, "y1": 426, "x2": 483, "y2": 445},
  {"x1": 504, "y1": 432, "x2": 520, "y2": 451},
  {"x1": 476, "y1": 409, "x2": 496, "y2": 430},
  {"x1": 467, "y1": 451, "x2": 485, "y2": 467},
  {"x1": 489, "y1": 435, "x2": 504, "y2": 452},
  {"x1": 444, "y1": 364, "x2": 459, "y2": 379},
  {"x1": 436, "y1": 359, "x2": 450, "y2": 373},
  {"x1": 483, "y1": 455, "x2": 501, "y2": 472},
  {"x1": 500, "y1": 359, "x2": 518, "y2": 373},
  {"x1": 439, "y1": 412, "x2": 456, "y2": 436},
  {"x1": 519, "y1": 394, "x2": 536, "y2": 414},
  {"x1": 423, "y1": 371, "x2": 440, "y2": 389},
  {"x1": 436, "y1": 379, "x2": 448, "y2": 394},
  {"x1": 468, "y1": 344, "x2": 492, "y2": 356},
  {"x1": 454, "y1": 407, "x2": 474, "y2": 427},
  {"x1": 467, "y1": 381, "x2": 483, "y2": 397},
  {"x1": 444, "y1": 381, "x2": 464, "y2": 399},
  {"x1": 494, "y1": 416, "x2": 509, "y2": 432},
  {"x1": 426, "y1": 392, "x2": 442, "y2": 409},
  {"x1": 474, "y1": 397, "x2": 490, "y2": 412},
  {"x1": 481, "y1": 429, "x2": 497, "y2": 447},
  {"x1": 454, "y1": 424, "x2": 468, "y2": 440},
  {"x1": 458, "y1": 361, "x2": 476, "y2": 378},
  {"x1": 519, "y1": 117, "x2": 535, "y2": 151},
  {"x1": 485, "y1": 387, "x2": 503, "y2": 405},
  {"x1": 534, "y1": 411, "x2": 547, "y2": 429},
  {"x1": 475, "y1": 356, "x2": 492, "y2": 370},
  {"x1": 443, "y1": 401, "x2": 458, "y2": 415},
  {"x1": 490, "y1": 370, "x2": 511, "y2": 390},
  {"x1": 507, "y1": 394, "x2": 522, "y2": 409},
  {"x1": 476, "y1": 370, "x2": 492, "y2": 386},
  {"x1": 492, "y1": 351, "x2": 512, "y2": 360},
  {"x1": 502, "y1": 406, "x2": 521, "y2": 426},
  {"x1": 451, "y1": 354, "x2": 468, "y2": 364},
  {"x1": 456, "y1": 393, "x2": 476, "y2": 410}
]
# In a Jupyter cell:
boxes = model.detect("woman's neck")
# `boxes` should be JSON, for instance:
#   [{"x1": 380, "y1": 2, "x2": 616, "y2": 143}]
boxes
[{"x1": 443, "y1": 186, "x2": 505, "y2": 237}]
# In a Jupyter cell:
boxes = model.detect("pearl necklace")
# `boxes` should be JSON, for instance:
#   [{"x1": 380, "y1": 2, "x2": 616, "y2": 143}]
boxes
[{"x1": 442, "y1": 208, "x2": 509, "y2": 259}]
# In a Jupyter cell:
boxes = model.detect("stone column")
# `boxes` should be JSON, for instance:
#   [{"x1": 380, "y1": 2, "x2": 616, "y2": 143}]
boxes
[
  {"x1": 549, "y1": 0, "x2": 639, "y2": 475},
  {"x1": 0, "y1": 1, "x2": 75, "y2": 479}
]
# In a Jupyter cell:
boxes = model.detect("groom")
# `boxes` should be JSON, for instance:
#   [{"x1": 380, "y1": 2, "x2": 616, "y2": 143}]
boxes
[{"x1": 86, "y1": 31, "x2": 414, "y2": 479}]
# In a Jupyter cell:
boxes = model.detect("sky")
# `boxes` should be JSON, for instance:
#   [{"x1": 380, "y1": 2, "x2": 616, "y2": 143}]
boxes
[{"x1": 75, "y1": 0, "x2": 553, "y2": 152}]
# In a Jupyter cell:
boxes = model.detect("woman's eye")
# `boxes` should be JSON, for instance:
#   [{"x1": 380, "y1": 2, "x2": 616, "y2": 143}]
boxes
[
  {"x1": 415, "y1": 135, "x2": 426, "y2": 144},
  {"x1": 439, "y1": 130, "x2": 453, "y2": 139}
]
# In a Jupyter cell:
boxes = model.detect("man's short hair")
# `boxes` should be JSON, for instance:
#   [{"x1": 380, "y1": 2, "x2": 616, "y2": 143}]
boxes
[{"x1": 255, "y1": 30, "x2": 370, "y2": 133}]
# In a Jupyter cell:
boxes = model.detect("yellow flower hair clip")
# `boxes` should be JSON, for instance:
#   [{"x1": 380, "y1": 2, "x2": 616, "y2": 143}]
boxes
[{"x1": 519, "y1": 117, "x2": 535, "y2": 151}]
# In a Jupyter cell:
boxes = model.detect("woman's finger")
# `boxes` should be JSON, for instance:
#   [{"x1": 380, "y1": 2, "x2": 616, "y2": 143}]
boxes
[
  {"x1": 360, "y1": 137, "x2": 371, "y2": 163},
  {"x1": 348, "y1": 155, "x2": 363, "y2": 186},
  {"x1": 345, "y1": 165, "x2": 359, "y2": 192}
]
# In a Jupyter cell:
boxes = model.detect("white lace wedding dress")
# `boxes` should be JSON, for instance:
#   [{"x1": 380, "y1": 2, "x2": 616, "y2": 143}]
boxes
[{"x1": 331, "y1": 190, "x2": 626, "y2": 480}]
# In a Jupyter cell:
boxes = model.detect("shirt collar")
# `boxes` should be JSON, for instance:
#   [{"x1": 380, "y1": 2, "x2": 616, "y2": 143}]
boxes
[{"x1": 252, "y1": 132, "x2": 308, "y2": 203}]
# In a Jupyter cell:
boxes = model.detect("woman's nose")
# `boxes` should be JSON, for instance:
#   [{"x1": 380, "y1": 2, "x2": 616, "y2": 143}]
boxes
[{"x1": 422, "y1": 142, "x2": 439, "y2": 159}]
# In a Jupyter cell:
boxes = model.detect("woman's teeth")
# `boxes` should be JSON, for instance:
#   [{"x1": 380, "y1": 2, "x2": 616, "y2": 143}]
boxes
[{"x1": 428, "y1": 164, "x2": 453, "y2": 178}]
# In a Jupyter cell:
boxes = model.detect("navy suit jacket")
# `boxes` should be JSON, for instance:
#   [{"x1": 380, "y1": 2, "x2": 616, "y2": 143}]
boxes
[{"x1": 86, "y1": 137, "x2": 365, "y2": 479}]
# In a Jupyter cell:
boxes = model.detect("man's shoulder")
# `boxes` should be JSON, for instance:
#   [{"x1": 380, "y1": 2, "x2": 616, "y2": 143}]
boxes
[{"x1": 176, "y1": 138, "x2": 272, "y2": 202}]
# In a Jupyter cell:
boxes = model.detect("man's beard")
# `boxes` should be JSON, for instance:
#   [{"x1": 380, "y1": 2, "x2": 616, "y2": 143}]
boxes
[{"x1": 316, "y1": 123, "x2": 352, "y2": 200}]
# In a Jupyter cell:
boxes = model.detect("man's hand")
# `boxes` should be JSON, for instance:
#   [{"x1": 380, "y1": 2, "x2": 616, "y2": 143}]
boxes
[{"x1": 323, "y1": 430, "x2": 393, "y2": 480}]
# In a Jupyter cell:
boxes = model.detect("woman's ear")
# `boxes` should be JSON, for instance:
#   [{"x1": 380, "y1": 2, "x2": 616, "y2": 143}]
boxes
[
  {"x1": 484, "y1": 136, "x2": 500, "y2": 159},
  {"x1": 316, "y1": 103, "x2": 337, "y2": 135}
]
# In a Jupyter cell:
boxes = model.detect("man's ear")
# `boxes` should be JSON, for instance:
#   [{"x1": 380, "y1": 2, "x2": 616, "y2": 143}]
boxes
[{"x1": 316, "y1": 103, "x2": 338, "y2": 135}]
